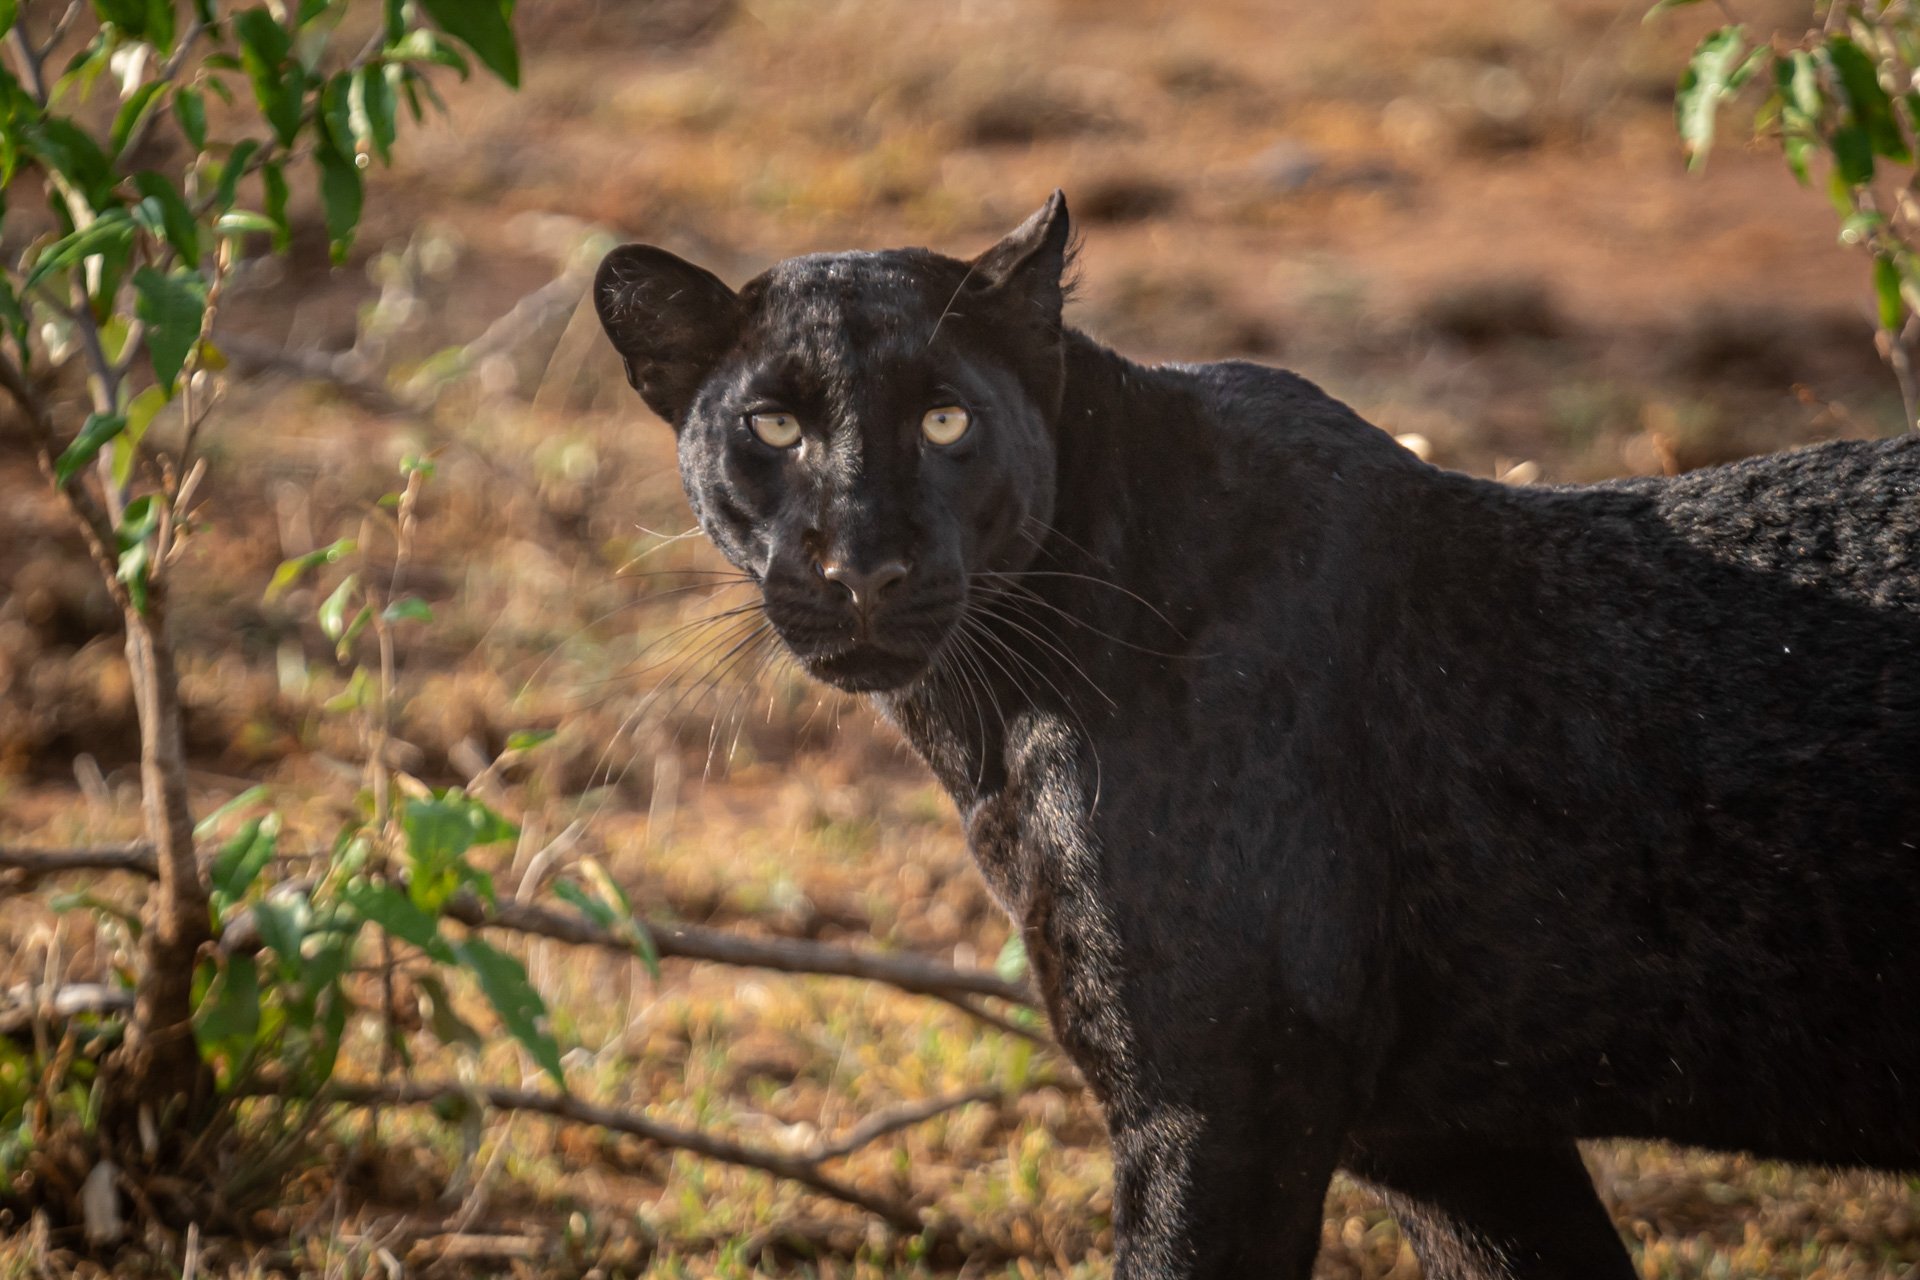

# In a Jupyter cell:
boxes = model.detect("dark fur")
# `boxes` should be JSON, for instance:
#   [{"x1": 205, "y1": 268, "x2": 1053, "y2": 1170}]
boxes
[{"x1": 596, "y1": 194, "x2": 1920, "y2": 1278}]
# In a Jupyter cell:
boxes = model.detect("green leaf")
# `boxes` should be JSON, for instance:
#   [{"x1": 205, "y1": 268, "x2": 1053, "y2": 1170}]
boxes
[
  {"x1": 234, "y1": 7, "x2": 304, "y2": 144},
  {"x1": 210, "y1": 138, "x2": 261, "y2": 213},
  {"x1": 117, "y1": 538, "x2": 151, "y2": 612},
  {"x1": 995, "y1": 933, "x2": 1029, "y2": 982},
  {"x1": 265, "y1": 537, "x2": 355, "y2": 601},
  {"x1": 193, "y1": 783, "x2": 270, "y2": 839},
  {"x1": 1729, "y1": 45, "x2": 1770, "y2": 95},
  {"x1": 25, "y1": 210, "x2": 136, "y2": 290},
  {"x1": 93, "y1": 0, "x2": 148, "y2": 34},
  {"x1": 552, "y1": 879, "x2": 616, "y2": 931},
  {"x1": 336, "y1": 603, "x2": 373, "y2": 660},
  {"x1": 381, "y1": 596, "x2": 432, "y2": 624},
  {"x1": 455, "y1": 937, "x2": 563, "y2": 1086},
  {"x1": 115, "y1": 493, "x2": 161, "y2": 552},
  {"x1": 115, "y1": 494, "x2": 160, "y2": 614},
  {"x1": 172, "y1": 83, "x2": 206, "y2": 148},
  {"x1": 416, "y1": 972, "x2": 483, "y2": 1050},
  {"x1": 262, "y1": 159, "x2": 290, "y2": 250},
  {"x1": 0, "y1": 275, "x2": 25, "y2": 356},
  {"x1": 316, "y1": 142, "x2": 363, "y2": 264},
  {"x1": 49, "y1": 889, "x2": 142, "y2": 934},
  {"x1": 109, "y1": 81, "x2": 166, "y2": 158},
  {"x1": 210, "y1": 813, "x2": 279, "y2": 909},
  {"x1": 54, "y1": 411, "x2": 127, "y2": 487},
  {"x1": 1875, "y1": 254, "x2": 1904, "y2": 332},
  {"x1": 319, "y1": 71, "x2": 354, "y2": 159},
  {"x1": 195, "y1": 956, "x2": 262, "y2": 1066},
  {"x1": 405, "y1": 793, "x2": 518, "y2": 857},
  {"x1": 1827, "y1": 35, "x2": 1910, "y2": 163},
  {"x1": 340, "y1": 879, "x2": 454, "y2": 962},
  {"x1": 0, "y1": 1, "x2": 16, "y2": 37},
  {"x1": 54, "y1": 30, "x2": 115, "y2": 106},
  {"x1": 213, "y1": 209, "x2": 277, "y2": 236},
  {"x1": 417, "y1": 0, "x2": 519, "y2": 87},
  {"x1": 1832, "y1": 121, "x2": 1875, "y2": 185},
  {"x1": 317, "y1": 572, "x2": 359, "y2": 641},
  {"x1": 560, "y1": 859, "x2": 657, "y2": 977},
  {"x1": 323, "y1": 663, "x2": 372, "y2": 713},
  {"x1": 131, "y1": 170, "x2": 201, "y2": 266},
  {"x1": 351, "y1": 63, "x2": 398, "y2": 164},
  {"x1": 145, "y1": 0, "x2": 176, "y2": 51},
  {"x1": 25, "y1": 118, "x2": 115, "y2": 206},
  {"x1": 133, "y1": 265, "x2": 209, "y2": 394},
  {"x1": 1783, "y1": 49, "x2": 1821, "y2": 119},
  {"x1": 1782, "y1": 131, "x2": 1814, "y2": 185},
  {"x1": 298, "y1": 913, "x2": 359, "y2": 997},
  {"x1": 505, "y1": 728, "x2": 555, "y2": 753},
  {"x1": 252, "y1": 894, "x2": 311, "y2": 982},
  {"x1": 1675, "y1": 26, "x2": 1748, "y2": 170},
  {"x1": 305, "y1": 979, "x2": 352, "y2": 1087},
  {"x1": 402, "y1": 791, "x2": 514, "y2": 911},
  {"x1": 112, "y1": 385, "x2": 167, "y2": 488}
]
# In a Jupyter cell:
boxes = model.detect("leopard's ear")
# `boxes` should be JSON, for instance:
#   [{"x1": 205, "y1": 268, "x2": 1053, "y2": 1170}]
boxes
[
  {"x1": 594, "y1": 245, "x2": 742, "y2": 427},
  {"x1": 969, "y1": 189, "x2": 1073, "y2": 330}
]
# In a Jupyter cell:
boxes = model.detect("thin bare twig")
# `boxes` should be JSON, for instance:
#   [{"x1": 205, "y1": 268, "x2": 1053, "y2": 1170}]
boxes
[
  {"x1": 4, "y1": 24, "x2": 48, "y2": 104},
  {"x1": 925, "y1": 989, "x2": 1047, "y2": 1043},
  {"x1": 808, "y1": 1086, "x2": 998, "y2": 1162},
  {"x1": 280, "y1": 1078, "x2": 927, "y2": 1231},
  {"x1": 0, "y1": 349, "x2": 129, "y2": 605}
]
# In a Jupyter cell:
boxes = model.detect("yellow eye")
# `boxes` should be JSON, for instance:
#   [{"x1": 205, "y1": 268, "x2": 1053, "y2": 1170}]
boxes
[
  {"x1": 748, "y1": 411, "x2": 801, "y2": 448},
  {"x1": 921, "y1": 405, "x2": 971, "y2": 446}
]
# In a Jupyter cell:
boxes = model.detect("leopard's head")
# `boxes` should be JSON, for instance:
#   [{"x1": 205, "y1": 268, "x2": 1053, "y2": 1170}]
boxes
[{"x1": 593, "y1": 194, "x2": 1073, "y2": 693}]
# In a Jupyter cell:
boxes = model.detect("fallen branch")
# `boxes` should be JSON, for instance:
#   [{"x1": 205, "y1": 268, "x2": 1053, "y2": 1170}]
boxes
[
  {"x1": 3, "y1": 845, "x2": 1038, "y2": 1012},
  {"x1": 0, "y1": 843, "x2": 156, "y2": 890},
  {"x1": 449, "y1": 893, "x2": 1035, "y2": 1008},
  {"x1": 282, "y1": 1078, "x2": 929, "y2": 1232}
]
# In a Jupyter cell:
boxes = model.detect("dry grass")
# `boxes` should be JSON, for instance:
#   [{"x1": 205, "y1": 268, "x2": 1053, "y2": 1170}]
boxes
[{"x1": 4, "y1": 0, "x2": 1919, "y2": 1273}]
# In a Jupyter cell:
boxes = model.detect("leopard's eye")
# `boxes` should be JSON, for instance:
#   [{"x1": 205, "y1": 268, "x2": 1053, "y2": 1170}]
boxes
[
  {"x1": 748, "y1": 411, "x2": 802, "y2": 448},
  {"x1": 921, "y1": 405, "x2": 971, "y2": 447}
]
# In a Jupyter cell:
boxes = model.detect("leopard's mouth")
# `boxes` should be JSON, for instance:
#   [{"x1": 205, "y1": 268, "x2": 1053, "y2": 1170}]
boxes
[{"x1": 801, "y1": 642, "x2": 931, "y2": 693}]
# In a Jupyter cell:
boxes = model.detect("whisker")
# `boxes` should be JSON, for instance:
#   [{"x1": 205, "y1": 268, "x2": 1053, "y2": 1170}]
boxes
[
  {"x1": 710, "y1": 633, "x2": 783, "y2": 775},
  {"x1": 703, "y1": 631, "x2": 781, "y2": 780},
  {"x1": 960, "y1": 609, "x2": 1105, "y2": 810},
  {"x1": 976, "y1": 568, "x2": 1181, "y2": 633},
  {"x1": 975, "y1": 575, "x2": 1205, "y2": 659},
  {"x1": 587, "y1": 620, "x2": 774, "y2": 830},
  {"x1": 582, "y1": 614, "x2": 767, "y2": 798},
  {"x1": 501, "y1": 577, "x2": 756, "y2": 705},
  {"x1": 967, "y1": 597, "x2": 1118, "y2": 710},
  {"x1": 571, "y1": 601, "x2": 770, "y2": 699}
]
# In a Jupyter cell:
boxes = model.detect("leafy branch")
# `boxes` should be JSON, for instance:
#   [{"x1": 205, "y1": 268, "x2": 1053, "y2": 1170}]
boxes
[{"x1": 1664, "y1": 0, "x2": 1920, "y2": 431}]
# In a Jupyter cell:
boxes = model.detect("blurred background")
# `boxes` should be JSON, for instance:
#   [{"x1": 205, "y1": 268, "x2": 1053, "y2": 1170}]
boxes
[{"x1": 5, "y1": 0, "x2": 1917, "y2": 1274}]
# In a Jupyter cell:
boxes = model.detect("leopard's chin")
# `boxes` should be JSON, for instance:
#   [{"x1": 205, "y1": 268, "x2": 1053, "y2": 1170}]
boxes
[{"x1": 801, "y1": 643, "x2": 931, "y2": 693}]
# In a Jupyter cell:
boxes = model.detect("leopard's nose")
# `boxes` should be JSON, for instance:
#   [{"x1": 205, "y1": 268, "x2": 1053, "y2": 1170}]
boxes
[{"x1": 818, "y1": 558, "x2": 909, "y2": 617}]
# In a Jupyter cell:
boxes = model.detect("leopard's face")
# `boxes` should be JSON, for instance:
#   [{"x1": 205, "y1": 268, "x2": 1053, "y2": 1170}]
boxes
[{"x1": 594, "y1": 196, "x2": 1073, "y2": 693}]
